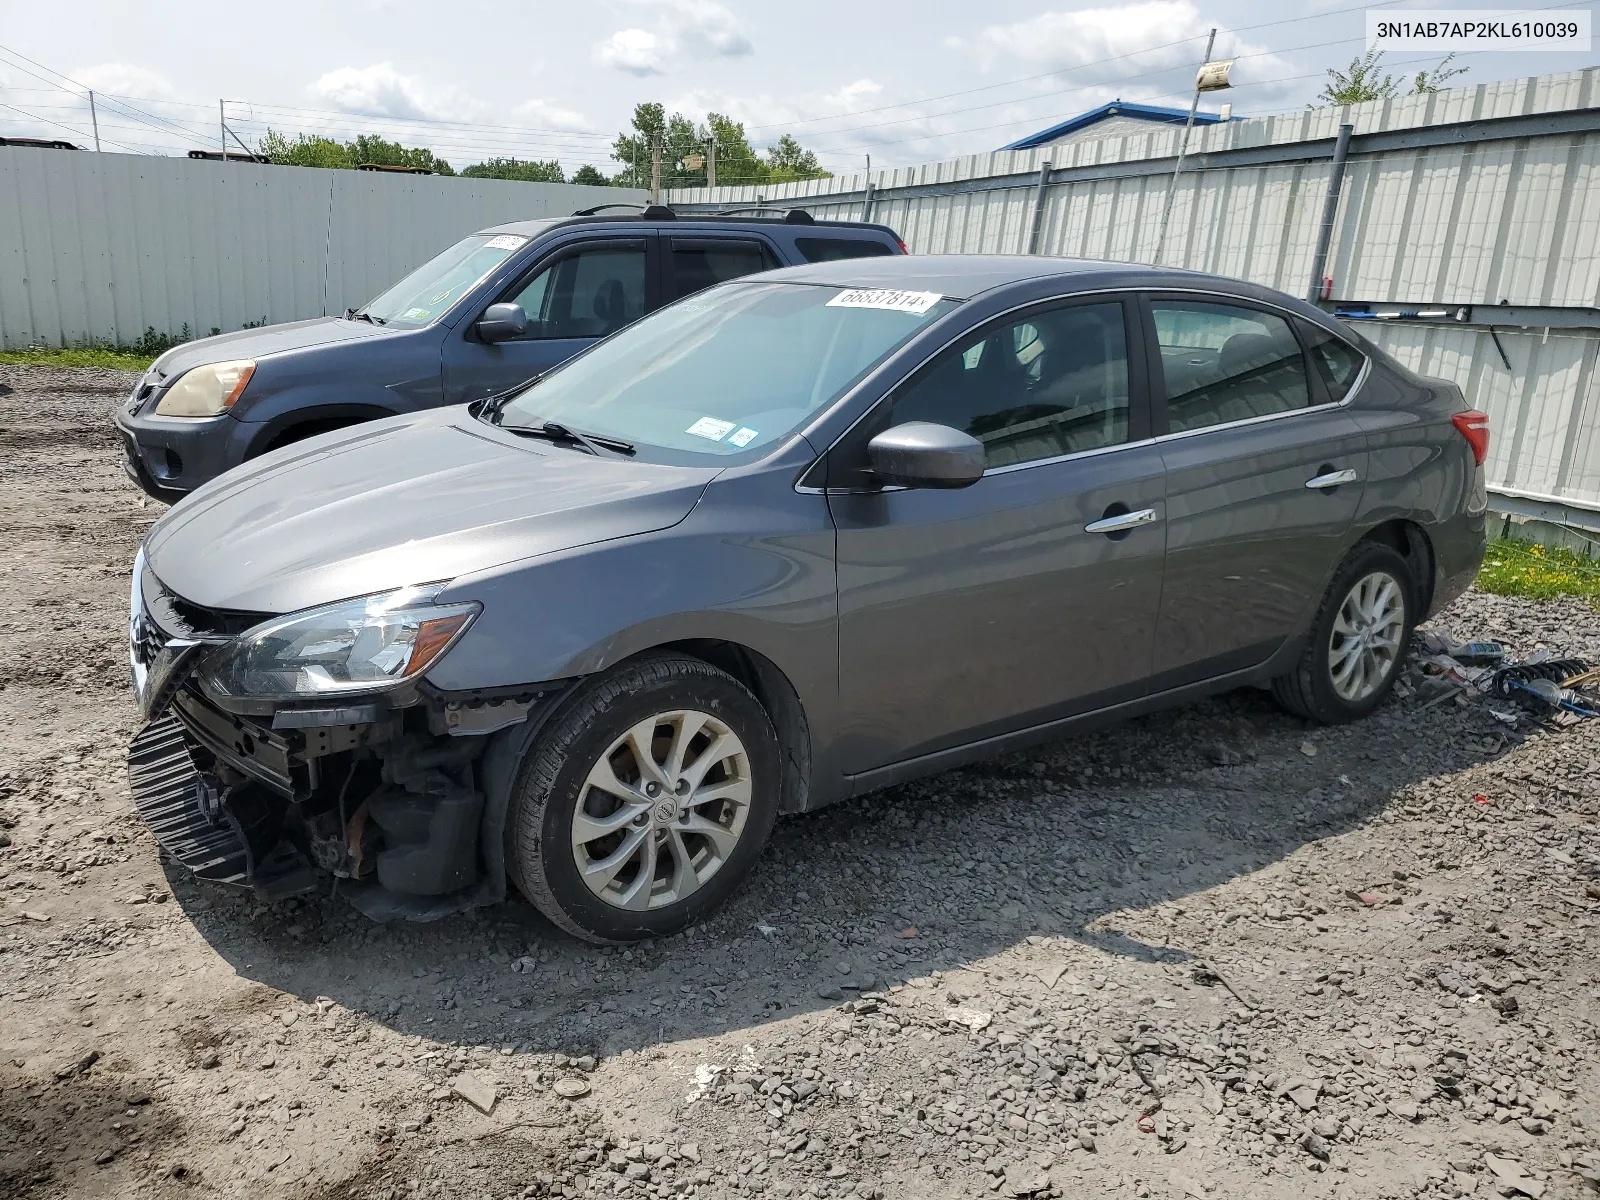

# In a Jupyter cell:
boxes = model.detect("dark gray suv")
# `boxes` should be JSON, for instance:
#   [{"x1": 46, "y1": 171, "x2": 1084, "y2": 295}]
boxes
[
  {"x1": 126, "y1": 255, "x2": 1488, "y2": 943},
  {"x1": 112, "y1": 206, "x2": 902, "y2": 500}
]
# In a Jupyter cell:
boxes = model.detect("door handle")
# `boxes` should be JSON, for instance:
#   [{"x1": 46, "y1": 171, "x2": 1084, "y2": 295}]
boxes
[
  {"x1": 1305, "y1": 468, "x2": 1359, "y2": 489},
  {"x1": 1084, "y1": 507, "x2": 1159, "y2": 535}
]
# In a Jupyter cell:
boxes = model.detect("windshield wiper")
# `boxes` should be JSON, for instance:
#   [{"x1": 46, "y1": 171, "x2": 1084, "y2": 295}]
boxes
[
  {"x1": 503, "y1": 420, "x2": 634, "y2": 456},
  {"x1": 343, "y1": 307, "x2": 385, "y2": 325},
  {"x1": 479, "y1": 375, "x2": 543, "y2": 424}
]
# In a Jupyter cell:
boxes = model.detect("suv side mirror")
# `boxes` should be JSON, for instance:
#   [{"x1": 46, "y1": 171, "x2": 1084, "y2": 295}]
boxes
[
  {"x1": 866, "y1": 422, "x2": 986, "y2": 489},
  {"x1": 476, "y1": 302, "x2": 528, "y2": 343}
]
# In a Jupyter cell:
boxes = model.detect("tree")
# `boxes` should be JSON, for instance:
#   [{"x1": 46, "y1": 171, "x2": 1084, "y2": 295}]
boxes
[
  {"x1": 570, "y1": 165, "x2": 614, "y2": 186},
  {"x1": 460, "y1": 157, "x2": 565, "y2": 183},
  {"x1": 764, "y1": 134, "x2": 827, "y2": 183},
  {"x1": 1317, "y1": 49, "x2": 1468, "y2": 106},
  {"x1": 1412, "y1": 53, "x2": 1467, "y2": 94},
  {"x1": 609, "y1": 105, "x2": 828, "y2": 189},
  {"x1": 257, "y1": 130, "x2": 454, "y2": 174}
]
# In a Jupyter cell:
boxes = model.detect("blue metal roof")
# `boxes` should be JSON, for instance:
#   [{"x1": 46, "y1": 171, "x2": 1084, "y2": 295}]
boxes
[{"x1": 1002, "y1": 101, "x2": 1229, "y2": 151}]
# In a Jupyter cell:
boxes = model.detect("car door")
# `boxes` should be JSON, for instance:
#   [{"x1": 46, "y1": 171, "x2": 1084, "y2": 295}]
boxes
[
  {"x1": 828, "y1": 296, "x2": 1167, "y2": 775},
  {"x1": 1145, "y1": 294, "x2": 1371, "y2": 687},
  {"x1": 441, "y1": 235, "x2": 654, "y2": 404},
  {"x1": 662, "y1": 235, "x2": 779, "y2": 301}
]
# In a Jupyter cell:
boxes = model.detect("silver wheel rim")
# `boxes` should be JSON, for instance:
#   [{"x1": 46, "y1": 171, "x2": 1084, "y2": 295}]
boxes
[
  {"x1": 570, "y1": 710, "x2": 752, "y2": 911},
  {"x1": 1328, "y1": 569, "x2": 1406, "y2": 702}
]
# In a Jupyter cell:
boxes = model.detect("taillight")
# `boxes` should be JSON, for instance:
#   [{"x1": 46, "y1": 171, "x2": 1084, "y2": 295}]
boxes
[
  {"x1": 1452, "y1": 409, "x2": 1489, "y2": 466},
  {"x1": 897, "y1": 240, "x2": 909, "y2": 254}
]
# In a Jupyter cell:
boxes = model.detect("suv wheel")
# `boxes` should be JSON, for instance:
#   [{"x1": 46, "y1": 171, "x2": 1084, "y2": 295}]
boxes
[
  {"x1": 506, "y1": 654, "x2": 780, "y2": 943},
  {"x1": 1272, "y1": 541, "x2": 1416, "y2": 724}
]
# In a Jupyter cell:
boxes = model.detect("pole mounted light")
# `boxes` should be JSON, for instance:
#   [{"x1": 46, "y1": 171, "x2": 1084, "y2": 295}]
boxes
[{"x1": 1155, "y1": 29, "x2": 1234, "y2": 266}]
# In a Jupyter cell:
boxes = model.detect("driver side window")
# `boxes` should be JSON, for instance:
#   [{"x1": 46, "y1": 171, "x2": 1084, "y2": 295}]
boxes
[
  {"x1": 504, "y1": 243, "x2": 646, "y2": 340},
  {"x1": 890, "y1": 300, "x2": 1131, "y2": 468}
]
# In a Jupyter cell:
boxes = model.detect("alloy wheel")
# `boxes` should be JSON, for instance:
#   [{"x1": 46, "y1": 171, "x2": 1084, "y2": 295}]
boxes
[
  {"x1": 570, "y1": 710, "x2": 752, "y2": 911},
  {"x1": 1327, "y1": 569, "x2": 1406, "y2": 702}
]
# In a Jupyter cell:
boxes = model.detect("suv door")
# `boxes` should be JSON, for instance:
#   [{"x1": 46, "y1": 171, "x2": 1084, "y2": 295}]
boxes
[
  {"x1": 1145, "y1": 294, "x2": 1370, "y2": 687},
  {"x1": 828, "y1": 296, "x2": 1167, "y2": 775},
  {"x1": 441, "y1": 235, "x2": 654, "y2": 404},
  {"x1": 662, "y1": 235, "x2": 779, "y2": 301}
]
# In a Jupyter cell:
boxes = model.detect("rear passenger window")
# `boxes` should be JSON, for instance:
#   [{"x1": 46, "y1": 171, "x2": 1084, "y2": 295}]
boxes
[
  {"x1": 668, "y1": 238, "x2": 776, "y2": 301},
  {"x1": 891, "y1": 301, "x2": 1130, "y2": 468},
  {"x1": 795, "y1": 238, "x2": 896, "y2": 263},
  {"x1": 1152, "y1": 302, "x2": 1310, "y2": 433},
  {"x1": 1296, "y1": 319, "x2": 1365, "y2": 403}
]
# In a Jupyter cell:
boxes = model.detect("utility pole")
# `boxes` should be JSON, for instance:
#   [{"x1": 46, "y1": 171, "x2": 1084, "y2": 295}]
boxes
[
  {"x1": 1307, "y1": 123, "x2": 1354, "y2": 303},
  {"x1": 87, "y1": 90, "x2": 101, "y2": 151},
  {"x1": 650, "y1": 134, "x2": 661, "y2": 204},
  {"x1": 706, "y1": 136, "x2": 716, "y2": 190},
  {"x1": 220, "y1": 99, "x2": 227, "y2": 160},
  {"x1": 1156, "y1": 28, "x2": 1233, "y2": 265}
]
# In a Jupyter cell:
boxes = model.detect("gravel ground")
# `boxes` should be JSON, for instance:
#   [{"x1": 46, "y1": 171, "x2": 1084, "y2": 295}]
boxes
[{"x1": 1, "y1": 364, "x2": 1597, "y2": 1200}]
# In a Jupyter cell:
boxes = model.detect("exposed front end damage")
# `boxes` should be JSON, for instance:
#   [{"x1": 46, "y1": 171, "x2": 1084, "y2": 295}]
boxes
[{"x1": 126, "y1": 560, "x2": 566, "y2": 920}]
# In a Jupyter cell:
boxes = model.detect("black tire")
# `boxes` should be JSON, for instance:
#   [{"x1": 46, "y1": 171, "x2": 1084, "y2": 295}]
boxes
[
  {"x1": 1272, "y1": 541, "x2": 1417, "y2": 724},
  {"x1": 506, "y1": 653, "x2": 781, "y2": 943}
]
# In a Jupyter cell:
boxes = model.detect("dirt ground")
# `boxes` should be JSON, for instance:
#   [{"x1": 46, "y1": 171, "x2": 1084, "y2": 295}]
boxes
[{"x1": 1, "y1": 363, "x2": 1597, "y2": 1200}]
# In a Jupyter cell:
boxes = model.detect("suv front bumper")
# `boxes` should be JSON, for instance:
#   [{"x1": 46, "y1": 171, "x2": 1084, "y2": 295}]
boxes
[{"x1": 113, "y1": 404, "x2": 246, "y2": 501}]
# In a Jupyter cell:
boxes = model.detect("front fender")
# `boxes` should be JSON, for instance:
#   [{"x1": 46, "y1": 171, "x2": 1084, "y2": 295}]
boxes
[{"x1": 427, "y1": 458, "x2": 841, "y2": 778}]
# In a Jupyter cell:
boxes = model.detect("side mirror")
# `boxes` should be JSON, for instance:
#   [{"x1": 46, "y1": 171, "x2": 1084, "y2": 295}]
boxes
[
  {"x1": 476, "y1": 302, "x2": 527, "y2": 343},
  {"x1": 866, "y1": 422, "x2": 986, "y2": 489}
]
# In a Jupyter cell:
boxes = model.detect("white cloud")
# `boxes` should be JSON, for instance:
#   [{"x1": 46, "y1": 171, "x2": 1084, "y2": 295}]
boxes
[
  {"x1": 961, "y1": 2, "x2": 1288, "y2": 82},
  {"x1": 72, "y1": 63, "x2": 177, "y2": 99},
  {"x1": 595, "y1": 29, "x2": 667, "y2": 76},
  {"x1": 512, "y1": 97, "x2": 593, "y2": 133},
  {"x1": 593, "y1": 0, "x2": 752, "y2": 75},
  {"x1": 308, "y1": 62, "x2": 480, "y2": 121},
  {"x1": 823, "y1": 78, "x2": 883, "y2": 109}
]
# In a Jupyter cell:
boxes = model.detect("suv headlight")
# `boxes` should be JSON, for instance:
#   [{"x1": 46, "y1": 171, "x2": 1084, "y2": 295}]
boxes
[
  {"x1": 154, "y1": 359, "x2": 256, "y2": 417},
  {"x1": 198, "y1": 587, "x2": 479, "y2": 702}
]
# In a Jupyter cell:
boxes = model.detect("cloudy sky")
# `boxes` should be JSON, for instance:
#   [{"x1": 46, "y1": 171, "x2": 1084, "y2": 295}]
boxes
[{"x1": 0, "y1": 0, "x2": 1592, "y2": 175}]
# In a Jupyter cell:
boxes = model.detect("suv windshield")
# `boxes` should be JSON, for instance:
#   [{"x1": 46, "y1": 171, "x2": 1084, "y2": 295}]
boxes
[
  {"x1": 359, "y1": 233, "x2": 528, "y2": 329},
  {"x1": 492, "y1": 281, "x2": 958, "y2": 458}
]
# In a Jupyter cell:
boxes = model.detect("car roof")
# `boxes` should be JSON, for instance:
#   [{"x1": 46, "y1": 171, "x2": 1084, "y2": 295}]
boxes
[
  {"x1": 751, "y1": 254, "x2": 1229, "y2": 301},
  {"x1": 476, "y1": 214, "x2": 898, "y2": 239}
]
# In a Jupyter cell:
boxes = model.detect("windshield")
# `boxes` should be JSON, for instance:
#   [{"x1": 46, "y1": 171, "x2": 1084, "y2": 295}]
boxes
[
  {"x1": 493, "y1": 281, "x2": 958, "y2": 458},
  {"x1": 360, "y1": 233, "x2": 528, "y2": 329}
]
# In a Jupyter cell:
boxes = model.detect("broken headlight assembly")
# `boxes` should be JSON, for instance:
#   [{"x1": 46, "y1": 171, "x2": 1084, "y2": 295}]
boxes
[{"x1": 198, "y1": 587, "x2": 480, "y2": 703}]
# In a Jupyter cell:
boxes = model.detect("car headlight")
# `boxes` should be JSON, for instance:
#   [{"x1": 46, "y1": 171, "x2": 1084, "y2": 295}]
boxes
[
  {"x1": 154, "y1": 359, "x2": 256, "y2": 417},
  {"x1": 198, "y1": 587, "x2": 480, "y2": 702}
]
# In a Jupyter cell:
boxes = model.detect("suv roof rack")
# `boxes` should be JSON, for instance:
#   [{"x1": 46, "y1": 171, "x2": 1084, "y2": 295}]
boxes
[
  {"x1": 714, "y1": 206, "x2": 815, "y2": 224},
  {"x1": 570, "y1": 202, "x2": 678, "y2": 220}
]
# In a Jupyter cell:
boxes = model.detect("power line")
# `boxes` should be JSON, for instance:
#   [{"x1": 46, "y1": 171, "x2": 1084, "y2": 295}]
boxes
[
  {"x1": 0, "y1": 43, "x2": 214, "y2": 150},
  {"x1": 0, "y1": 101, "x2": 148, "y2": 153}
]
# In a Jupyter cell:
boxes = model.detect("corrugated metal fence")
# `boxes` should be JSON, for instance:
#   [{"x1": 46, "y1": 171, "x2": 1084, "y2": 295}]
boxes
[
  {"x1": 674, "y1": 69, "x2": 1600, "y2": 521},
  {"x1": 0, "y1": 149, "x2": 642, "y2": 350}
]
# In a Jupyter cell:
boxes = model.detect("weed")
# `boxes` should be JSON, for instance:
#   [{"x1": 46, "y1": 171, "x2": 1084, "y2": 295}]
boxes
[{"x1": 1476, "y1": 538, "x2": 1600, "y2": 605}]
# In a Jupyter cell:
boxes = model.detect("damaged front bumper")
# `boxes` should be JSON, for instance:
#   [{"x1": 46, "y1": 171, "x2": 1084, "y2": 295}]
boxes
[{"x1": 125, "y1": 559, "x2": 563, "y2": 920}]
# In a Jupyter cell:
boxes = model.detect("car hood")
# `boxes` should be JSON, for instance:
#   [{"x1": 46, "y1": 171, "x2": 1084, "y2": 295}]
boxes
[
  {"x1": 143, "y1": 409, "x2": 718, "y2": 614},
  {"x1": 149, "y1": 317, "x2": 397, "y2": 379}
]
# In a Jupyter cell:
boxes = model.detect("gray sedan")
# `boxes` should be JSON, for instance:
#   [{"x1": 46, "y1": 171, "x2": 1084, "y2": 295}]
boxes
[{"x1": 126, "y1": 255, "x2": 1488, "y2": 943}]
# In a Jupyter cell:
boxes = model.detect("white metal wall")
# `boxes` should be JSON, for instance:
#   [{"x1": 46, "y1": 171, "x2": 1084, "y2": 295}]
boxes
[
  {"x1": 0, "y1": 148, "x2": 643, "y2": 349},
  {"x1": 671, "y1": 69, "x2": 1600, "y2": 513}
]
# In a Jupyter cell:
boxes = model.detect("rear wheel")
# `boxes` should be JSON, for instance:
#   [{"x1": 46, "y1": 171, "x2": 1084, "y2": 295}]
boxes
[
  {"x1": 1272, "y1": 542, "x2": 1415, "y2": 724},
  {"x1": 506, "y1": 654, "x2": 780, "y2": 943}
]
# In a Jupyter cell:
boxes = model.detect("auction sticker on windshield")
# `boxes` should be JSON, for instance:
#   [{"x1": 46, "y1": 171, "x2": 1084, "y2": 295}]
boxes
[
  {"x1": 483, "y1": 235, "x2": 528, "y2": 251},
  {"x1": 686, "y1": 417, "x2": 737, "y2": 441},
  {"x1": 726, "y1": 426, "x2": 760, "y2": 448},
  {"x1": 826, "y1": 288, "x2": 944, "y2": 314}
]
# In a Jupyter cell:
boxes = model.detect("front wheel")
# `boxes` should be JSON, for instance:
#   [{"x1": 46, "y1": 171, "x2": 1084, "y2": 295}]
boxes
[
  {"x1": 506, "y1": 654, "x2": 781, "y2": 943},
  {"x1": 1272, "y1": 542, "x2": 1416, "y2": 724}
]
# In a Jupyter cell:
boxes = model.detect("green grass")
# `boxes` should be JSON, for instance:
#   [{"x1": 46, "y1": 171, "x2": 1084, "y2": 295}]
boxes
[
  {"x1": 0, "y1": 347, "x2": 157, "y2": 371},
  {"x1": 1477, "y1": 537, "x2": 1600, "y2": 604}
]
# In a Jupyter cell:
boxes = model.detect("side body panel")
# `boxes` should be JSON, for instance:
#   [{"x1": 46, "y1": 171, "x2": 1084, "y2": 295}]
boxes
[{"x1": 828, "y1": 446, "x2": 1166, "y2": 774}]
